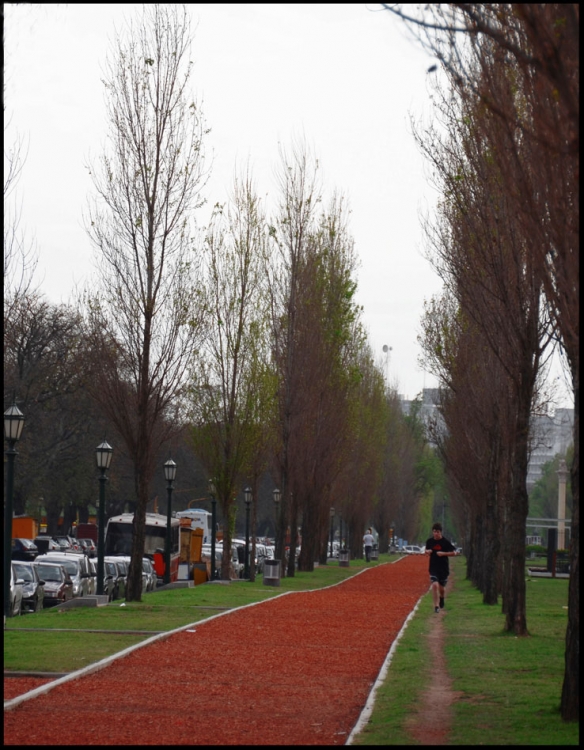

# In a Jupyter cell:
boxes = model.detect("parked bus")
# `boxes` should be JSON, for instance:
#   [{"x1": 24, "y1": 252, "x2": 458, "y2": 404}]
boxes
[
  {"x1": 105, "y1": 512, "x2": 180, "y2": 583},
  {"x1": 174, "y1": 508, "x2": 213, "y2": 543}
]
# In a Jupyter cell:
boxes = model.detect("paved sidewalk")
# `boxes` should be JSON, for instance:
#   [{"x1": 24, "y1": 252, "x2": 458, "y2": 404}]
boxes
[{"x1": 5, "y1": 556, "x2": 429, "y2": 746}]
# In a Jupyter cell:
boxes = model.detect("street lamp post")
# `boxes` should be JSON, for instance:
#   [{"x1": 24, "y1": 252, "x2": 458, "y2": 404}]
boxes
[
  {"x1": 329, "y1": 507, "x2": 335, "y2": 560},
  {"x1": 244, "y1": 487, "x2": 252, "y2": 579},
  {"x1": 209, "y1": 479, "x2": 217, "y2": 580},
  {"x1": 95, "y1": 440, "x2": 113, "y2": 596},
  {"x1": 4, "y1": 402, "x2": 25, "y2": 622},
  {"x1": 164, "y1": 458, "x2": 177, "y2": 585},
  {"x1": 273, "y1": 488, "x2": 281, "y2": 563}
]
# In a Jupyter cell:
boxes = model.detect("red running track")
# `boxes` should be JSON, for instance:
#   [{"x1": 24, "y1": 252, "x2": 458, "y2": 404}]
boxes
[{"x1": 4, "y1": 555, "x2": 429, "y2": 745}]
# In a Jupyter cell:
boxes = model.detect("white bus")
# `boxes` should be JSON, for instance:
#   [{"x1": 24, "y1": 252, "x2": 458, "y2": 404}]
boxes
[{"x1": 174, "y1": 508, "x2": 213, "y2": 544}]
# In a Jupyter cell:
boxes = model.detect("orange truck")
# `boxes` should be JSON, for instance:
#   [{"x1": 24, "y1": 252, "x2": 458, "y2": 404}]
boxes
[{"x1": 11, "y1": 515, "x2": 39, "y2": 540}]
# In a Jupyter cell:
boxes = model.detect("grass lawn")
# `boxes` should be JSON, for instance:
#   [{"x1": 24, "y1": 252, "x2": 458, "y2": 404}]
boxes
[
  {"x1": 5, "y1": 555, "x2": 578, "y2": 745},
  {"x1": 353, "y1": 557, "x2": 578, "y2": 746}
]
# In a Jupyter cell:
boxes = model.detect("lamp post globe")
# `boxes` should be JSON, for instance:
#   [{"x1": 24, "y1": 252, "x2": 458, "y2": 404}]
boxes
[
  {"x1": 164, "y1": 459, "x2": 177, "y2": 585},
  {"x1": 4, "y1": 402, "x2": 25, "y2": 622},
  {"x1": 95, "y1": 440, "x2": 113, "y2": 597}
]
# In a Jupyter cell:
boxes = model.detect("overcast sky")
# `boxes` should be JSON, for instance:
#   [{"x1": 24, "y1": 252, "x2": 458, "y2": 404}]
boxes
[{"x1": 4, "y1": 4, "x2": 573, "y2": 407}]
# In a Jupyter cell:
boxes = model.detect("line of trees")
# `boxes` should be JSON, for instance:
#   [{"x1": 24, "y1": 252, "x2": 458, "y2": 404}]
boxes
[
  {"x1": 4, "y1": 6, "x2": 439, "y2": 599},
  {"x1": 383, "y1": 3, "x2": 578, "y2": 721}
]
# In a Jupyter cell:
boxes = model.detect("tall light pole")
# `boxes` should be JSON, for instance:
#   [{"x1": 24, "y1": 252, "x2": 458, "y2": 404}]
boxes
[
  {"x1": 95, "y1": 440, "x2": 113, "y2": 596},
  {"x1": 209, "y1": 479, "x2": 217, "y2": 580},
  {"x1": 273, "y1": 488, "x2": 281, "y2": 563},
  {"x1": 556, "y1": 458, "x2": 569, "y2": 550},
  {"x1": 164, "y1": 458, "x2": 177, "y2": 585},
  {"x1": 329, "y1": 507, "x2": 335, "y2": 560},
  {"x1": 4, "y1": 402, "x2": 25, "y2": 622},
  {"x1": 244, "y1": 487, "x2": 252, "y2": 579}
]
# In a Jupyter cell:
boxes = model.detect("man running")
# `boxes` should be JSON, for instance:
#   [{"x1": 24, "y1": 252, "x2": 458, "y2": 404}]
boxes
[{"x1": 425, "y1": 522, "x2": 459, "y2": 612}]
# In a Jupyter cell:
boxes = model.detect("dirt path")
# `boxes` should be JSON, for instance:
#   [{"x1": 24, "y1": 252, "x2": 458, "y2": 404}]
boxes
[{"x1": 404, "y1": 574, "x2": 461, "y2": 745}]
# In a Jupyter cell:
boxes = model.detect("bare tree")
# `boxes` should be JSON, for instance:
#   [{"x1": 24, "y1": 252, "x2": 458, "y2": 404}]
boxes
[{"x1": 84, "y1": 5, "x2": 208, "y2": 601}]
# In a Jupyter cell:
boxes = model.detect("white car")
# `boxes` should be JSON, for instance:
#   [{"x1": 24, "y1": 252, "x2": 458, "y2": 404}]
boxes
[{"x1": 403, "y1": 545, "x2": 424, "y2": 555}]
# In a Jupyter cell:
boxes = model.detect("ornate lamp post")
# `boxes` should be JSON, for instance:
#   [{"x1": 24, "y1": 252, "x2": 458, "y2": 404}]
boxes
[
  {"x1": 244, "y1": 487, "x2": 252, "y2": 579},
  {"x1": 4, "y1": 402, "x2": 25, "y2": 622},
  {"x1": 164, "y1": 458, "x2": 177, "y2": 585},
  {"x1": 209, "y1": 479, "x2": 217, "y2": 580},
  {"x1": 329, "y1": 507, "x2": 335, "y2": 560},
  {"x1": 95, "y1": 440, "x2": 113, "y2": 596}
]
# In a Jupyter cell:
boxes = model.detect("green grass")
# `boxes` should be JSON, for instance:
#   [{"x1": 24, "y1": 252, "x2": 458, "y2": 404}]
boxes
[
  {"x1": 5, "y1": 555, "x2": 578, "y2": 745},
  {"x1": 353, "y1": 557, "x2": 578, "y2": 746},
  {"x1": 4, "y1": 556, "x2": 382, "y2": 668}
]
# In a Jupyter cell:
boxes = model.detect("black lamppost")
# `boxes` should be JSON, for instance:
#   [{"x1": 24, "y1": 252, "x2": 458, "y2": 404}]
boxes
[
  {"x1": 164, "y1": 458, "x2": 177, "y2": 585},
  {"x1": 96, "y1": 440, "x2": 113, "y2": 596},
  {"x1": 244, "y1": 487, "x2": 252, "y2": 579},
  {"x1": 329, "y1": 507, "x2": 335, "y2": 560},
  {"x1": 209, "y1": 479, "x2": 217, "y2": 580},
  {"x1": 273, "y1": 488, "x2": 281, "y2": 562},
  {"x1": 4, "y1": 402, "x2": 25, "y2": 623}
]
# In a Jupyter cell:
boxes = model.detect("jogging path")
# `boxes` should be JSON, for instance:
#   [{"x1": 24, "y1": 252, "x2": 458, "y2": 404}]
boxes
[{"x1": 4, "y1": 555, "x2": 429, "y2": 746}]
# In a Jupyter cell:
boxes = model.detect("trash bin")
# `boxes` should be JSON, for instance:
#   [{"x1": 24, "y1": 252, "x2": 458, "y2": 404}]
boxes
[
  {"x1": 263, "y1": 559, "x2": 281, "y2": 587},
  {"x1": 339, "y1": 549, "x2": 350, "y2": 568},
  {"x1": 370, "y1": 545, "x2": 379, "y2": 561}
]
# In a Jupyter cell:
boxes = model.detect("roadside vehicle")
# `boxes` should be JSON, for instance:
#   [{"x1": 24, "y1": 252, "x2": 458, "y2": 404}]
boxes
[
  {"x1": 201, "y1": 544, "x2": 222, "y2": 580},
  {"x1": 11, "y1": 538, "x2": 39, "y2": 562},
  {"x1": 105, "y1": 512, "x2": 180, "y2": 584},
  {"x1": 110, "y1": 555, "x2": 148, "y2": 594},
  {"x1": 403, "y1": 545, "x2": 424, "y2": 555},
  {"x1": 36, "y1": 552, "x2": 92, "y2": 598},
  {"x1": 12, "y1": 560, "x2": 45, "y2": 613},
  {"x1": 142, "y1": 557, "x2": 157, "y2": 591},
  {"x1": 53, "y1": 535, "x2": 81, "y2": 552},
  {"x1": 174, "y1": 508, "x2": 213, "y2": 544},
  {"x1": 104, "y1": 558, "x2": 126, "y2": 600},
  {"x1": 33, "y1": 561, "x2": 73, "y2": 607},
  {"x1": 9, "y1": 564, "x2": 25, "y2": 617},
  {"x1": 78, "y1": 538, "x2": 97, "y2": 558},
  {"x1": 33, "y1": 535, "x2": 60, "y2": 554},
  {"x1": 89, "y1": 558, "x2": 115, "y2": 601}
]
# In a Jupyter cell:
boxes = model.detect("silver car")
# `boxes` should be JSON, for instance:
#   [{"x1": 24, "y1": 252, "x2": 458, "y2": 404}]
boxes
[
  {"x1": 9, "y1": 563, "x2": 24, "y2": 617},
  {"x1": 37, "y1": 552, "x2": 92, "y2": 598},
  {"x1": 12, "y1": 560, "x2": 45, "y2": 613}
]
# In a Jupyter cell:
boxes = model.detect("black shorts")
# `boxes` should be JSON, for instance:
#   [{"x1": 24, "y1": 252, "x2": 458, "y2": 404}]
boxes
[{"x1": 430, "y1": 574, "x2": 448, "y2": 587}]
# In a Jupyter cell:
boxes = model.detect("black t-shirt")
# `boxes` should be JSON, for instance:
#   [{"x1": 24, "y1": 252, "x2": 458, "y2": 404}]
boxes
[{"x1": 425, "y1": 535, "x2": 456, "y2": 577}]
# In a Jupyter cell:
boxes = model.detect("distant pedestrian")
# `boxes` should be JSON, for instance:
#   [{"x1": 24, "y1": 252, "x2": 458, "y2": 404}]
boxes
[
  {"x1": 363, "y1": 528, "x2": 374, "y2": 562},
  {"x1": 425, "y1": 522, "x2": 458, "y2": 612}
]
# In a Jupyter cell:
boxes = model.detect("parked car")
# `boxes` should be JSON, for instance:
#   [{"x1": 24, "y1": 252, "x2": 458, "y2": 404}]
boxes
[
  {"x1": 12, "y1": 560, "x2": 45, "y2": 613},
  {"x1": 9, "y1": 563, "x2": 25, "y2": 617},
  {"x1": 104, "y1": 557, "x2": 127, "y2": 600},
  {"x1": 78, "y1": 538, "x2": 97, "y2": 558},
  {"x1": 33, "y1": 561, "x2": 73, "y2": 607},
  {"x1": 142, "y1": 557, "x2": 157, "y2": 592},
  {"x1": 37, "y1": 551, "x2": 92, "y2": 598},
  {"x1": 403, "y1": 545, "x2": 424, "y2": 555},
  {"x1": 33, "y1": 535, "x2": 60, "y2": 554},
  {"x1": 52, "y1": 535, "x2": 81, "y2": 552},
  {"x1": 108, "y1": 555, "x2": 149, "y2": 594},
  {"x1": 11, "y1": 537, "x2": 39, "y2": 562},
  {"x1": 88, "y1": 557, "x2": 115, "y2": 601}
]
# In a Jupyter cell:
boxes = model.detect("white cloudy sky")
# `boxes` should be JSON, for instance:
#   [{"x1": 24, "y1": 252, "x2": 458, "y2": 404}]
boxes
[{"x1": 4, "y1": 3, "x2": 573, "y2": 406}]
